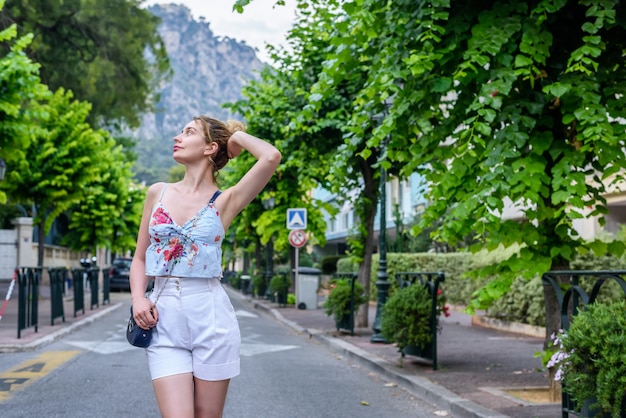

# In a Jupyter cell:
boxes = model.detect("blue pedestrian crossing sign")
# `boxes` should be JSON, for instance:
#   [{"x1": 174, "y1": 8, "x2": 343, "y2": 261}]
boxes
[{"x1": 286, "y1": 208, "x2": 307, "y2": 230}]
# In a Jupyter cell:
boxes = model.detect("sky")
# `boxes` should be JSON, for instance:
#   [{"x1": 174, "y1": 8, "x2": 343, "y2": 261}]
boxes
[{"x1": 142, "y1": 0, "x2": 297, "y2": 63}]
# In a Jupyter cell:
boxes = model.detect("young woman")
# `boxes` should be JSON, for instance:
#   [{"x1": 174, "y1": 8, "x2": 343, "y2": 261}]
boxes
[{"x1": 129, "y1": 116, "x2": 281, "y2": 418}]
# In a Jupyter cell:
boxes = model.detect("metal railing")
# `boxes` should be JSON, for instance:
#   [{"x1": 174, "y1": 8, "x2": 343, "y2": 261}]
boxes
[
  {"x1": 542, "y1": 270, "x2": 626, "y2": 418},
  {"x1": 16, "y1": 267, "x2": 41, "y2": 338}
]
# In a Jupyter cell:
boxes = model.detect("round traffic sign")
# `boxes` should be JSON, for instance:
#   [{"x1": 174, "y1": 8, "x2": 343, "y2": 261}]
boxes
[{"x1": 288, "y1": 229, "x2": 307, "y2": 248}]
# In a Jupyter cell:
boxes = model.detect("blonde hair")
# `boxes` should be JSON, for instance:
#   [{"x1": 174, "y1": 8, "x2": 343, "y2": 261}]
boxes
[{"x1": 193, "y1": 116, "x2": 247, "y2": 179}]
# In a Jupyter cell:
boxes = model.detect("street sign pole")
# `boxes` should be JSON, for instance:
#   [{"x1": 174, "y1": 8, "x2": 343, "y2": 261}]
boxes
[
  {"x1": 288, "y1": 229, "x2": 307, "y2": 307},
  {"x1": 294, "y1": 247, "x2": 299, "y2": 300}
]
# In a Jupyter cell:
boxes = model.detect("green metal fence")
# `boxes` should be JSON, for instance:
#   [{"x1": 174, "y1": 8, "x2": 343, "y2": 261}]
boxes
[{"x1": 17, "y1": 267, "x2": 41, "y2": 338}]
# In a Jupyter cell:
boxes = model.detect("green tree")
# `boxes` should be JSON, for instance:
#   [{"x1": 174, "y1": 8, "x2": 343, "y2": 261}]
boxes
[
  {"x1": 308, "y1": 0, "x2": 626, "y2": 377},
  {"x1": 0, "y1": 2, "x2": 49, "y2": 203},
  {"x1": 4, "y1": 88, "x2": 106, "y2": 266},
  {"x1": 63, "y1": 141, "x2": 144, "y2": 257},
  {"x1": 242, "y1": 1, "x2": 626, "y2": 343},
  {"x1": 0, "y1": 0, "x2": 171, "y2": 129},
  {"x1": 237, "y1": 0, "x2": 408, "y2": 327}
]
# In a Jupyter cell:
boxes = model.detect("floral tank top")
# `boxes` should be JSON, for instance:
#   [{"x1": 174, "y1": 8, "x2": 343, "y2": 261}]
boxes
[{"x1": 145, "y1": 184, "x2": 224, "y2": 278}]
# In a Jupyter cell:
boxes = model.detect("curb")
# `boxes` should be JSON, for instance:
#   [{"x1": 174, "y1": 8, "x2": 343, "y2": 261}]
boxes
[
  {"x1": 243, "y1": 294, "x2": 511, "y2": 418},
  {"x1": 471, "y1": 316, "x2": 546, "y2": 339},
  {"x1": 0, "y1": 302, "x2": 123, "y2": 353}
]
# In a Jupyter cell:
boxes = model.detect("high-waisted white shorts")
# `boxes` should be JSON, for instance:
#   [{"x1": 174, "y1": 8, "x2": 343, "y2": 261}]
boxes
[{"x1": 145, "y1": 277, "x2": 241, "y2": 381}]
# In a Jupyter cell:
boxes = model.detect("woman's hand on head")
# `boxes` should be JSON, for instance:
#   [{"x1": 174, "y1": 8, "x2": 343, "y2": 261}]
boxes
[{"x1": 227, "y1": 132, "x2": 244, "y2": 159}]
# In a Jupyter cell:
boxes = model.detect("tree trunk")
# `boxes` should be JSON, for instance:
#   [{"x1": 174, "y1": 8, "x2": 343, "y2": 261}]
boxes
[
  {"x1": 544, "y1": 261, "x2": 569, "y2": 402},
  {"x1": 354, "y1": 155, "x2": 379, "y2": 328}
]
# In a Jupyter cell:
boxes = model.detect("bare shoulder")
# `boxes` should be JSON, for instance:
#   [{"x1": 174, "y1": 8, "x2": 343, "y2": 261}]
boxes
[{"x1": 145, "y1": 182, "x2": 167, "y2": 207}]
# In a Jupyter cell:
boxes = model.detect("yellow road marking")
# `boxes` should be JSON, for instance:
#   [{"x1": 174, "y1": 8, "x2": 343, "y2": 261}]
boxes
[{"x1": 0, "y1": 351, "x2": 80, "y2": 402}]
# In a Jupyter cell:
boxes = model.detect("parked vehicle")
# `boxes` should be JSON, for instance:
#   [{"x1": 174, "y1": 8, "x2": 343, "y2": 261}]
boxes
[
  {"x1": 108, "y1": 257, "x2": 132, "y2": 291},
  {"x1": 108, "y1": 257, "x2": 155, "y2": 292}
]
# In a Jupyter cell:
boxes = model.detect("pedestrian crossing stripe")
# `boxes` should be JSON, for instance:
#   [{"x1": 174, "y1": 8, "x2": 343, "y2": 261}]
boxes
[{"x1": 0, "y1": 351, "x2": 80, "y2": 401}]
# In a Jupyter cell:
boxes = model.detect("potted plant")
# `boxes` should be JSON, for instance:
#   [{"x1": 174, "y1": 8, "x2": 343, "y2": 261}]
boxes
[
  {"x1": 269, "y1": 274, "x2": 290, "y2": 306},
  {"x1": 322, "y1": 277, "x2": 368, "y2": 332},
  {"x1": 380, "y1": 283, "x2": 449, "y2": 365},
  {"x1": 547, "y1": 300, "x2": 626, "y2": 418},
  {"x1": 251, "y1": 274, "x2": 266, "y2": 298}
]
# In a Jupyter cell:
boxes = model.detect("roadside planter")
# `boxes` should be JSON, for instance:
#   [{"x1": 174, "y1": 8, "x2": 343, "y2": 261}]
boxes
[
  {"x1": 548, "y1": 301, "x2": 626, "y2": 418},
  {"x1": 269, "y1": 274, "x2": 290, "y2": 306},
  {"x1": 542, "y1": 270, "x2": 626, "y2": 418},
  {"x1": 380, "y1": 272, "x2": 446, "y2": 370},
  {"x1": 323, "y1": 273, "x2": 367, "y2": 336}
]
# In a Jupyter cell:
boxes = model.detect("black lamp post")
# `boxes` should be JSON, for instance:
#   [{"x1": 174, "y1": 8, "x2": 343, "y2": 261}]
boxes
[
  {"x1": 371, "y1": 98, "x2": 393, "y2": 343},
  {"x1": 262, "y1": 196, "x2": 276, "y2": 298},
  {"x1": 0, "y1": 158, "x2": 6, "y2": 181}
]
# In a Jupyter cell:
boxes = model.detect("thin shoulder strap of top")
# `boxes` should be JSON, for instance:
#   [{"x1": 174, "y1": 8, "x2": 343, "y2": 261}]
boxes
[
  {"x1": 209, "y1": 190, "x2": 222, "y2": 204},
  {"x1": 158, "y1": 183, "x2": 168, "y2": 202}
]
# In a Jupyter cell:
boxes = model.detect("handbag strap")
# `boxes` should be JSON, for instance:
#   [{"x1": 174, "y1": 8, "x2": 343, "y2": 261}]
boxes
[{"x1": 152, "y1": 278, "x2": 169, "y2": 305}]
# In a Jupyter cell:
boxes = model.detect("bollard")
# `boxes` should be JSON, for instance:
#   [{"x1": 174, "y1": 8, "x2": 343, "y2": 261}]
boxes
[
  {"x1": 88, "y1": 268, "x2": 99, "y2": 310},
  {"x1": 48, "y1": 267, "x2": 66, "y2": 325},
  {"x1": 71, "y1": 268, "x2": 85, "y2": 317},
  {"x1": 101, "y1": 269, "x2": 110, "y2": 305}
]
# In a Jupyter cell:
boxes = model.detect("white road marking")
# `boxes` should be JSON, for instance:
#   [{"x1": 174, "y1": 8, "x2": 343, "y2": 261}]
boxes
[
  {"x1": 240, "y1": 343, "x2": 299, "y2": 357},
  {"x1": 66, "y1": 341, "x2": 136, "y2": 354},
  {"x1": 235, "y1": 310, "x2": 259, "y2": 318}
]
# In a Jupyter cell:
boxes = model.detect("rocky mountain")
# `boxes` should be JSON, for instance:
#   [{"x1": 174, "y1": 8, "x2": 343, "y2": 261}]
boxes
[{"x1": 131, "y1": 3, "x2": 266, "y2": 184}]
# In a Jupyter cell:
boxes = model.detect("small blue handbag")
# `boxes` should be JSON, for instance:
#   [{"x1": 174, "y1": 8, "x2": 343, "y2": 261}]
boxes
[{"x1": 126, "y1": 306, "x2": 152, "y2": 348}]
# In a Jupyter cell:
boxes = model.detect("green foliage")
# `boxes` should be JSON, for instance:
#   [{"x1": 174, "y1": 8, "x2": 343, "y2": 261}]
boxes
[
  {"x1": 489, "y1": 251, "x2": 626, "y2": 326},
  {"x1": 229, "y1": 273, "x2": 241, "y2": 290},
  {"x1": 5, "y1": 89, "x2": 99, "y2": 229},
  {"x1": 269, "y1": 275, "x2": 290, "y2": 294},
  {"x1": 336, "y1": 258, "x2": 358, "y2": 274},
  {"x1": 0, "y1": 204, "x2": 22, "y2": 228},
  {"x1": 0, "y1": 10, "x2": 49, "y2": 203},
  {"x1": 320, "y1": 255, "x2": 342, "y2": 274},
  {"x1": 1, "y1": 0, "x2": 171, "y2": 128},
  {"x1": 272, "y1": 0, "x2": 626, "y2": 342},
  {"x1": 381, "y1": 284, "x2": 433, "y2": 352},
  {"x1": 64, "y1": 146, "x2": 144, "y2": 255},
  {"x1": 252, "y1": 274, "x2": 266, "y2": 297},
  {"x1": 322, "y1": 278, "x2": 367, "y2": 323},
  {"x1": 559, "y1": 301, "x2": 626, "y2": 418}
]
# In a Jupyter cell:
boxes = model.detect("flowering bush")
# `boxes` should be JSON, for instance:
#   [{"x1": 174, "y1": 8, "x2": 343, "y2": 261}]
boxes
[
  {"x1": 546, "y1": 301, "x2": 626, "y2": 418},
  {"x1": 437, "y1": 288, "x2": 451, "y2": 318},
  {"x1": 545, "y1": 330, "x2": 571, "y2": 382}
]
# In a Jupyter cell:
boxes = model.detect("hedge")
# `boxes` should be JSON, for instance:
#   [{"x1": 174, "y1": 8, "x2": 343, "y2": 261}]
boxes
[{"x1": 336, "y1": 249, "x2": 626, "y2": 326}]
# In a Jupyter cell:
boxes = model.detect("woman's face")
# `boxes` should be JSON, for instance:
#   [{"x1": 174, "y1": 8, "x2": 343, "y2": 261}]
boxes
[{"x1": 172, "y1": 120, "x2": 215, "y2": 163}]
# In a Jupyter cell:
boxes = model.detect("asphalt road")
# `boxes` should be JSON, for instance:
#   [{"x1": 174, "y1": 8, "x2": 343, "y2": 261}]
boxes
[{"x1": 0, "y1": 291, "x2": 447, "y2": 417}]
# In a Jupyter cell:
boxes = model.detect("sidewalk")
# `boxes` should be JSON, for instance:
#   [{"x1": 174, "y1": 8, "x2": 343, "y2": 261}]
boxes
[
  {"x1": 234, "y1": 290, "x2": 563, "y2": 418},
  {"x1": 0, "y1": 280, "x2": 122, "y2": 353},
  {"x1": 0, "y1": 281, "x2": 562, "y2": 418}
]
